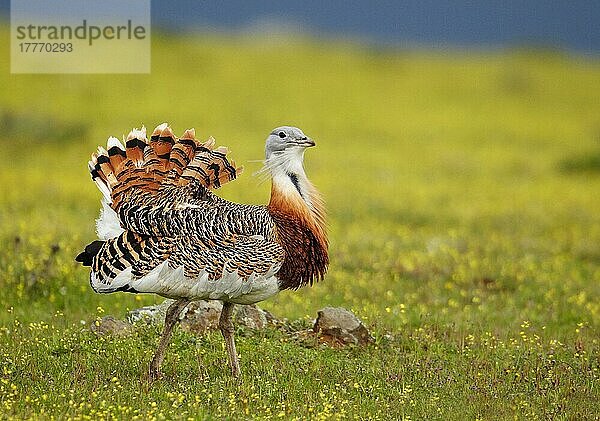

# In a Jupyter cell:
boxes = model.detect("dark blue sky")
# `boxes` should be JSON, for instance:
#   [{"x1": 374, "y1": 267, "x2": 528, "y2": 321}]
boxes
[{"x1": 2, "y1": 1, "x2": 599, "y2": 54}]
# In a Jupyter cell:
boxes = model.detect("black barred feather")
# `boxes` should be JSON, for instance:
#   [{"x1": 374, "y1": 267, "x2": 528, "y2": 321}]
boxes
[
  {"x1": 80, "y1": 123, "x2": 283, "y2": 300},
  {"x1": 91, "y1": 231, "x2": 284, "y2": 293},
  {"x1": 163, "y1": 130, "x2": 197, "y2": 185},
  {"x1": 92, "y1": 124, "x2": 243, "y2": 210},
  {"x1": 178, "y1": 140, "x2": 240, "y2": 190},
  {"x1": 79, "y1": 123, "x2": 328, "y2": 304},
  {"x1": 75, "y1": 240, "x2": 105, "y2": 266},
  {"x1": 77, "y1": 124, "x2": 330, "y2": 381}
]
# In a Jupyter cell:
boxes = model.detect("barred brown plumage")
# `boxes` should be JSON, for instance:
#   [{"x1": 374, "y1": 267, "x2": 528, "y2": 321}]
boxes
[{"x1": 75, "y1": 123, "x2": 328, "y2": 379}]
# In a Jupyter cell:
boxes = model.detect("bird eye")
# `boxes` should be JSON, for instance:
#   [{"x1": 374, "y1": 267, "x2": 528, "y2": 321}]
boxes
[{"x1": 278, "y1": 131, "x2": 286, "y2": 138}]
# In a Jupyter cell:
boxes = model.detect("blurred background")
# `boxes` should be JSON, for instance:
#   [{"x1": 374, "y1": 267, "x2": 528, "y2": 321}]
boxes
[
  {"x1": 4, "y1": 1, "x2": 600, "y2": 52},
  {"x1": 0, "y1": 2, "x2": 599, "y2": 418},
  {"x1": 157, "y1": 1, "x2": 600, "y2": 53},
  {"x1": 0, "y1": 1, "x2": 598, "y2": 329}
]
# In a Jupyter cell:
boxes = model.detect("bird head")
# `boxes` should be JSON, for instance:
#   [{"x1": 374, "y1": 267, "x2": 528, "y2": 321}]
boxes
[
  {"x1": 262, "y1": 125, "x2": 320, "y2": 213},
  {"x1": 265, "y1": 126, "x2": 315, "y2": 161}
]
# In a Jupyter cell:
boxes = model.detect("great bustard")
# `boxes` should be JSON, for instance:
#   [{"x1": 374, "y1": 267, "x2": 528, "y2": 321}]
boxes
[{"x1": 76, "y1": 124, "x2": 328, "y2": 378}]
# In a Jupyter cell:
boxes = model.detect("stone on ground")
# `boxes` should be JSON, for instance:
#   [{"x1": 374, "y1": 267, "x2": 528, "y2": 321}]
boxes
[
  {"x1": 127, "y1": 299, "x2": 276, "y2": 333},
  {"x1": 91, "y1": 315, "x2": 134, "y2": 337},
  {"x1": 313, "y1": 307, "x2": 373, "y2": 345}
]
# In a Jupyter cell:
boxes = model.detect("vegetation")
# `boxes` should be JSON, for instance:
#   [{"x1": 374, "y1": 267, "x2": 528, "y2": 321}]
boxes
[{"x1": 1, "y1": 25, "x2": 599, "y2": 419}]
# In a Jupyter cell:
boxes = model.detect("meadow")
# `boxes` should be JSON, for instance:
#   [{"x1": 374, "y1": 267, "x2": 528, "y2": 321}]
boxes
[{"x1": 0, "y1": 24, "x2": 599, "y2": 419}]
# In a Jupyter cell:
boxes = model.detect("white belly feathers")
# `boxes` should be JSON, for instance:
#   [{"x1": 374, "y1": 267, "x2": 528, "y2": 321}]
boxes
[{"x1": 91, "y1": 260, "x2": 281, "y2": 305}]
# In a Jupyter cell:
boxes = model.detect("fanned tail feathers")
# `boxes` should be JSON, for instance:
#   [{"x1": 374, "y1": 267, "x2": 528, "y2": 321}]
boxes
[{"x1": 89, "y1": 123, "x2": 243, "y2": 211}]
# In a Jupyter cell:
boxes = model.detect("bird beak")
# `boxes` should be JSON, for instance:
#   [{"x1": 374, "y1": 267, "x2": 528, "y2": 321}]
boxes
[{"x1": 300, "y1": 137, "x2": 315, "y2": 147}]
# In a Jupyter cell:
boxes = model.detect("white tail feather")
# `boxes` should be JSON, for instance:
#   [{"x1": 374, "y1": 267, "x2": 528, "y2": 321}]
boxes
[{"x1": 96, "y1": 199, "x2": 124, "y2": 240}]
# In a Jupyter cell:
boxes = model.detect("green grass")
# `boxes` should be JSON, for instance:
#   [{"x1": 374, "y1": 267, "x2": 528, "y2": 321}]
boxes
[{"x1": 1, "y1": 25, "x2": 599, "y2": 419}]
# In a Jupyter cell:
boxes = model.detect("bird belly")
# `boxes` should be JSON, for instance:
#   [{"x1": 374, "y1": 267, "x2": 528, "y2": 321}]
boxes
[
  {"x1": 124, "y1": 262, "x2": 281, "y2": 305},
  {"x1": 225, "y1": 275, "x2": 281, "y2": 305},
  {"x1": 156, "y1": 275, "x2": 280, "y2": 305}
]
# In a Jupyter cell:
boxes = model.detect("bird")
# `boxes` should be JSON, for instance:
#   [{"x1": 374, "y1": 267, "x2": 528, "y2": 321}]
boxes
[{"x1": 75, "y1": 123, "x2": 328, "y2": 379}]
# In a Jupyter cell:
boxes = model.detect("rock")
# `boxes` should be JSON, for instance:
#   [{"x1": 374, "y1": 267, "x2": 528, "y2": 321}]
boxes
[
  {"x1": 179, "y1": 300, "x2": 223, "y2": 334},
  {"x1": 127, "y1": 299, "x2": 276, "y2": 334},
  {"x1": 181, "y1": 302, "x2": 272, "y2": 332},
  {"x1": 91, "y1": 316, "x2": 134, "y2": 337},
  {"x1": 313, "y1": 307, "x2": 373, "y2": 346},
  {"x1": 234, "y1": 304, "x2": 270, "y2": 330},
  {"x1": 127, "y1": 299, "x2": 174, "y2": 324}
]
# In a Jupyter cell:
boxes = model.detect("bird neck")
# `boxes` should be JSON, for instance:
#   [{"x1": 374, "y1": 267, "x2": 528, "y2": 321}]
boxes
[
  {"x1": 265, "y1": 153, "x2": 328, "y2": 290},
  {"x1": 266, "y1": 152, "x2": 324, "y2": 232},
  {"x1": 269, "y1": 170, "x2": 311, "y2": 212}
]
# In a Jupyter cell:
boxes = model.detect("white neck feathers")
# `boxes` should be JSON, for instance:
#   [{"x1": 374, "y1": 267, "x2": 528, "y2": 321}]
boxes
[
  {"x1": 263, "y1": 148, "x2": 313, "y2": 210},
  {"x1": 264, "y1": 148, "x2": 326, "y2": 243}
]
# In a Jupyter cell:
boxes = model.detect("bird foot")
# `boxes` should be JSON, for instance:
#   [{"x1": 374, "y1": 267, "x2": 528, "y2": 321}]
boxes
[
  {"x1": 148, "y1": 364, "x2": 162, "y2": 383},
  {"x1": 230, "y1": 365, "x2": 241, "y2": 379}
]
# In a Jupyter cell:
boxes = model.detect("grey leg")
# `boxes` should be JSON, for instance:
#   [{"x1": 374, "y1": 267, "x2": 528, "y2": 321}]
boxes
[
  {"x1": 219, "y1": 302, "x2": 241, "y2": 378},
  {"x1": 149, "y1": 299, "x2": 191, "y2": 381}
]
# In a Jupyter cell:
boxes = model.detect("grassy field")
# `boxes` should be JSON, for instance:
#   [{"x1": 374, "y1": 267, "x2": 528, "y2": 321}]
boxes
[{"x1": 1, "y1": 24, "x2": 599, "y2": 419}]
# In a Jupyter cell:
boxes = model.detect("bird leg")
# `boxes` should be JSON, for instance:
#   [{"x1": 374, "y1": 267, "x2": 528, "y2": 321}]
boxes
[
  {"x1": 219, "y1": 302, "x2": 241, "y2": 378},
  {"x1": 149, "y1": 299, "x2": 191, "y2": 381}
]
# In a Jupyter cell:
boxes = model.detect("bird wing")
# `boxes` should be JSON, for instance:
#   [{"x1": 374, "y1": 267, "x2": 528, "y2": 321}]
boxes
[
  {"x1": 90, "y1": 230, "x2": 284, "y2": 301},
  {"x1": 89, "y1": 123, "x2": 247, "y2": 239},
  {"x1": 115, "y1": 189, "x2": 276, "y2": 238},
  {"x1": 79, "y1": 123, "x2": 285, "y2": 301}
]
